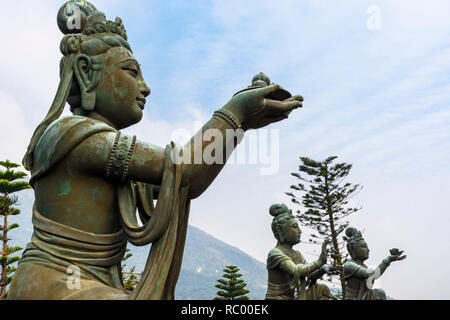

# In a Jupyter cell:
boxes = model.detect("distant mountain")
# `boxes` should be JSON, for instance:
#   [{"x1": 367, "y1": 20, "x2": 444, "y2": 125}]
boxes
[{"x1": 125, "y1": 225, "x2": 268, "y2": 300}]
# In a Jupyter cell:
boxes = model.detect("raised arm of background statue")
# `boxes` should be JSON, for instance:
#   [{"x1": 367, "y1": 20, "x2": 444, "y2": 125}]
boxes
[
  {"x1": 279, "y1": 239, "x2": 330, "y2": 278},
  {"x1": 70, "y1": 84, "x2": 302, "y2": 199},
  {"x1": 319, "y1": 239, "x2": 330, "y2": 264}
]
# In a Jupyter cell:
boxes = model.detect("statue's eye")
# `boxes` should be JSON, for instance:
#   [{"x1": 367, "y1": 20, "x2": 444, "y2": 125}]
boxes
[{"x1": 124, "y1": 67, "x2": 138, "y2": 77}]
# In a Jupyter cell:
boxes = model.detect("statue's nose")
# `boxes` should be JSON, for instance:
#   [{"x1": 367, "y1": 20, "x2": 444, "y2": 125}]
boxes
[{"x1": 140, "y1": 80, "x2": 151, "y2": 98}]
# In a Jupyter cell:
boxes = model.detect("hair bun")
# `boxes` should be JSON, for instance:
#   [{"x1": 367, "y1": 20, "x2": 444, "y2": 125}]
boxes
[
  {"x1": 345, "y1": 227, "x2": 357, "y2": 238},
  {"x1": 269, "y1": 204, "x2": 282, "y2": 217},
  {"x1": 57, "y1": 1, "x2": 98, "y2": 35}
]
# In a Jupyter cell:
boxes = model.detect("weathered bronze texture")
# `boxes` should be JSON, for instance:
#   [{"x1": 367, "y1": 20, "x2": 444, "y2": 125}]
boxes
[
  {"x1": 265, "y1": 204, "x2": 332, "y2": 300},
  {"x1": 343, "y1": 227, "x2": 406, "y2": 300},
  {"x1": 7, "y1": 1, "x2": 303, "y2": 300}
]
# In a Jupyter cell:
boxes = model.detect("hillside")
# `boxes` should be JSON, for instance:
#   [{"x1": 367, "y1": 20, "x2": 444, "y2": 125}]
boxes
[{"x1": 125, "y1": 225, "x2": 268, "y2": 300}]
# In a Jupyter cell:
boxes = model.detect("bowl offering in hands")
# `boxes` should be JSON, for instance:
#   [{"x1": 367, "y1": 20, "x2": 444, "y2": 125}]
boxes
[
  {"x1": 390, "y1": 248, "x2": 402, "y2": 256},
  {"x1": 233, "y1": 72, "x2": 296, "y2": 122},
  {"x1": 233, "y1": 72, "x2": 293, "y2": 101}
]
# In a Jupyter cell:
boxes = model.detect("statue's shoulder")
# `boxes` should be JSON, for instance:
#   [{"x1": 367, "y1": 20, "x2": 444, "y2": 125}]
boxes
[
  {"x1": 268, "y1": 247, "x2": 284, "y2": 257},
  {"x1": 343, "y1": 260, "x2": 365, "y2": 279},
  {"x1": 38, "y1": 115, "x2": 115, "y2": 145},
  {"x1": 267, "y1": 247, "x2": 289, "y2": 269},
  {"x1": 267, "y1": 246, "x2": 301, "y2": 269},
  {"x1": 31, "y1": 116, "x2": 117, "y2": 184}
]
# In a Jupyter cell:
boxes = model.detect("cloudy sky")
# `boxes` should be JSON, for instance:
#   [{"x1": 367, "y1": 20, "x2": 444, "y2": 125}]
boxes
[{"x1": 1, "y1": 0, "x2": 449, "y2": 299}]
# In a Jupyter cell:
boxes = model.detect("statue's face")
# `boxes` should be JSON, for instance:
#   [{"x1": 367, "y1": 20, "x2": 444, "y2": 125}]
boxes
[
  {"x1": 353, "y1": 240, "x2": 370, "y2": 261},
  {"x1": 282, "y1": 218, "x2": 301, "y2": 245},
  {"x1": 94, "y1": 46, "x2": 151, "y2": 129}
]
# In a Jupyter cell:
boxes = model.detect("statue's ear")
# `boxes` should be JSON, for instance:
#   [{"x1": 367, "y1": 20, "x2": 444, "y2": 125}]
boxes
[
  {"x1": 276, "y1": 225, "x2": 284, "y2": 242},
  {"x1": 73, "y1": 54, "x2": 100, "y2": 111}
]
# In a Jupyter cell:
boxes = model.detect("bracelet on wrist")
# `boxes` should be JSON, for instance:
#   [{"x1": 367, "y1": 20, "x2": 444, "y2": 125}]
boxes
[{"x1": 213, "y1": 109, "x2": 242, "y2": 130}]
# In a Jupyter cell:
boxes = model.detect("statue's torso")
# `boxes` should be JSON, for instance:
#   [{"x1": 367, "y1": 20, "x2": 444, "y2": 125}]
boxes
[
  {"x1": 266, "y1": 245, "x2": 305, "y2": 300},
  {"x1": 34, "y1": 158, "x2": 122, "y2": 235},
  {"x1": 344, "y1": 260, "x2": 374, "y2": 300},
  {"x1": 31, "y1": 115, "x2": 122, "y2": 235}
]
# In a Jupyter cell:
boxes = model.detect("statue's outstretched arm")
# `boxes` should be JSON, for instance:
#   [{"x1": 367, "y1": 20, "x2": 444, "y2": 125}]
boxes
[
  {"x1": 349, "y1": 259, "x2": 391, "y2": 279},
  {"x1": 71, "y1": 84, "x2": 301, "y2": 199},
  {"x1": 68, "y1": 116, "x2": 243, "y2": 199}
]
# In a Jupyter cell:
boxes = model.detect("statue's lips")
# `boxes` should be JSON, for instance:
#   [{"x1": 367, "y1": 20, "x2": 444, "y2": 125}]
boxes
[{"x1": 136, "y1": 98, "x2": 146, "y2": 110}]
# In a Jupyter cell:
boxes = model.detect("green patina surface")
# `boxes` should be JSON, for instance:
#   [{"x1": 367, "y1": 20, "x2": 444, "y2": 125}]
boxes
[
  {"x1": 116, "y1": 87, "x2": 129, "y2": 100},
  {"x1": 90, "y1": 187, "x2": 102, "y2": 202},
  {"x1": 56, "y1": 179, "x2": 71, "y2": 196}
]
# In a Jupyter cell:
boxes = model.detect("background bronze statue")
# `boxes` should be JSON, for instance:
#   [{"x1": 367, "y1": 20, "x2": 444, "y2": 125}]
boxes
[
  {"x1": 7, "y1": 1, "x2": 303, "y2": 300},
  {"x1": 265, "y1": 204, "x2": 334, "y2": 300},
  {"x1": 343, "y1": 227, "x2": 406, "y2": 300}
]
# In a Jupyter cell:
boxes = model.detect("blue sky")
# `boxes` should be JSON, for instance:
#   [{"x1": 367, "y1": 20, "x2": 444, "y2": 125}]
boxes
[{"x1": 1, "y1": 0, "x2": 449, "y2": 299}]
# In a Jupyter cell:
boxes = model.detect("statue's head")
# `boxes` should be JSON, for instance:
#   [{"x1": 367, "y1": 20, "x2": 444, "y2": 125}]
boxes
[
  {"x1": 58, "y1": 1, "x2": 151, "y2": 128},
  {"x1": 269, "y1": 203, "x2": 300, "y2": 245},
  {"x1": 345, "y1": 227, "x2": 369, "y2": 261},
  {"x1": 23, "y1": 1, "x2": 150, "y2": 170}
]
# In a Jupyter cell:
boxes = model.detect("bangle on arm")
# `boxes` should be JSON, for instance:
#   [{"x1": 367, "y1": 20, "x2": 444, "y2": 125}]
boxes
[
  {"x1": 213, "y1": 109, "x2": 242, "y2": 130},
  {"x1": 106, "y1": 132, "x2": 137, "y2": 182}
]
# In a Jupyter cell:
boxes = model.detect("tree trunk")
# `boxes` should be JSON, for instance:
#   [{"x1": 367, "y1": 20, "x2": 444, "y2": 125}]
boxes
[
  {"x1": 324, "y1": 165, "x2": 347, "y2": 299},
  {"x1": 0, "y1": 208, "x2": 8, "y2": 300}
]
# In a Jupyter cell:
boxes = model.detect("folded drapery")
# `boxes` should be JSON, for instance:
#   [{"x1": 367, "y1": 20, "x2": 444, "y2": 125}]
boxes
[{"x1": 14, "y1": 116, "x2": 191, "y2": 300}]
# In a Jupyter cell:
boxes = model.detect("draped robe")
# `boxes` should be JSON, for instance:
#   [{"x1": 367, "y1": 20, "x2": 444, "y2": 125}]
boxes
[
  {"x1": 8, "y1": 116, "x2": 190, "y2": 300},
  {"x1": 266, "y1": 245, "x2": 330, "y2": 300}
]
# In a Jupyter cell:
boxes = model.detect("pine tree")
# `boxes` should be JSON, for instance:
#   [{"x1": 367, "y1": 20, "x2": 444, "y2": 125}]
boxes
[
  {"x1": 215, "y1": 265, "x2": 250, "y2": 300},
  {"x1": 286, "y1": 156, "x2": 362, "y2": 299},
  {"x1": 0, "y1": 160, "x2": 31, "y2": 299},
  {"x1": 121, "y1": 248, "x2": 141, "y2": 292}
]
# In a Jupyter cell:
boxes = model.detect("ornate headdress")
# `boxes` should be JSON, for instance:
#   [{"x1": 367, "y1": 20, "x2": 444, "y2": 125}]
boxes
[
  {"x1": 270, "y1": 203, "x2": 295, "y2": 240},
  {"x1": 23, "y1": 1, "x2": 129, "y2": 170},
  {"x1": 57, "y1": 1, "x2": 127, "y2": 40},
  {"x1": 345, "y1": 227, "x2": 365, "y2": 254}
]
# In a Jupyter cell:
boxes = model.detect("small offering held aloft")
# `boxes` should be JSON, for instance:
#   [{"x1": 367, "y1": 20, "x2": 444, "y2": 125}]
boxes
[
  {"x1": 234, "y1": 72, "x2": 294, "y2": 101},
  {"x1": 390, "y1": 248, "x2": 403, "y2": 256}
]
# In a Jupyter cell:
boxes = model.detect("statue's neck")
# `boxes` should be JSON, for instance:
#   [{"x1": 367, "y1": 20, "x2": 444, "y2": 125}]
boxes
[
  {"x1": 351, "y1": 257, "x2": 367, "y2": 265},
  {"x1": 277, "y1": 241, "x2": 294, "y2": 251},
  {"x1": 73, "y1": 109, "x2": 118, "y2": 130}
]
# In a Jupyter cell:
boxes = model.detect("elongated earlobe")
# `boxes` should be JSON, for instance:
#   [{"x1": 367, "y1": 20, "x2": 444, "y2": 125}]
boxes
[
  {"x1": 73, "y1": 54, "x2": 97, "y2": 111},
  {"x1": 276, "y1": 225, "x2": 284, "y2": 243}
]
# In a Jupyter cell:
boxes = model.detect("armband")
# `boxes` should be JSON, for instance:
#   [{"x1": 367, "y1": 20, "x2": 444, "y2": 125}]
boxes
[
  {"x1": 106, "y1": 132, "x2": 137, "y2": 182},
  {"x1": 213, "y1": 109, "x2": 242, "y2": 130}
]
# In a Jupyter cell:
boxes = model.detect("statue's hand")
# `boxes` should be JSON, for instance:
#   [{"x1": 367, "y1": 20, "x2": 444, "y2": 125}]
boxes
[
  {"x1": 223, "y1": 84, "x2": 303, "y2": 130},
  {"x1": 319, "y1": 239, "x2": 330, "y2": 264},
  {"x1": 320, "y1": 264, "x2": 334, "y2": 274},
  {"x1": 388, "y1": 252, "x2": 407, "y2": 263},
  {"x1": 387, "y1": 248, "x2": 406, "y2": 263}
]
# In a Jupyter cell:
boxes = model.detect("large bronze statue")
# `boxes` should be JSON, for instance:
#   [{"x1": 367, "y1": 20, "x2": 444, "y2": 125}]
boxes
[
  {"x1": 7, "y1": 1, "x2": 303, "y2": 300},
  {"x1": 343, "y1": 227, "x2": 406, "y2": 300},
  {"x1": 265, "y1": 204, "x2": 333, "y2": 300}
]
